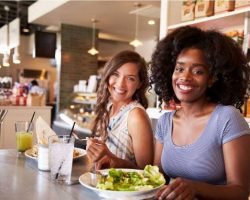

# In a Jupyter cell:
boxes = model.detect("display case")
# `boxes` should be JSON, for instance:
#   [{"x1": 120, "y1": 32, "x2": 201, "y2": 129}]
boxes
[
  {"x1": 0, "y1": 77, "x2": 13, "y2": 106},
  {"x1": 69, "y1": 92, "x2": 96, "y2": 129},
  {"x1": 53, "y1": 92, "x2": 96, "y2": 137}
]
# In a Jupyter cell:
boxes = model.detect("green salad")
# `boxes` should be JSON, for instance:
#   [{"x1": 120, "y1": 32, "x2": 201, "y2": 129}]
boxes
[{"x1": 96, "y1": 165, "x2": 165, "y2": 191}]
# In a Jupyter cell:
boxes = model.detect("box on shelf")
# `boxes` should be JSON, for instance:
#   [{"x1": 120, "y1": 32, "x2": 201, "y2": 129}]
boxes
[
  {"x1": 0, "y1": 98, "x2": 11, "y2": 106},
  {"x1": 235, "y1": 0, "x2": 250, "y2": 8},
  {"x1": 27, "y1": 93, "x2": 45, "y2": 106},
  {"x1": 195, "y1": 0, "x2": 214, "y2": 18},
  {"x1": 181, "y1": 0, "x2": 196, "y2": 22},
  {"x1": 214, "y1": 0, "x2": 235, "y2": 14}
]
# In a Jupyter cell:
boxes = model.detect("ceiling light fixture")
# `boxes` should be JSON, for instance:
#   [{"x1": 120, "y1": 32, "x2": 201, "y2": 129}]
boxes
[
  {"x1": 148, "y1": 20, "x2": 155, "y2": 25},
  {"x1": 87, "y1": 19, "x2": 99, "y2": 56},
  {"x1": 3, "y1": 54, "x2": 10, "y2": 67},
  {"x1": 2, "y1": 5, "x2": 10, "y2": 67},
  {"x1": 13, "y1": 47, "x2": 21, "y2": 64},
  {"x1": 12, "y1": 1, "x2": 21, "y2": 64},
  {"x1": 22, "y1": 27, "x2": 30, "y2": 33},
  {"x1": 130, "y1": 3, "x2": 143, "y2": 48}
]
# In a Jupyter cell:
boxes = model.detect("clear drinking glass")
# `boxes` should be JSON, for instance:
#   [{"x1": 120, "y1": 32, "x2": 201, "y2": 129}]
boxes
[
  {"x1": 49, "y1": 135, "x2": 75, "y2": 184},
  {"x1": 15, "y1": 121, "x2": 33, "y2": 156}
]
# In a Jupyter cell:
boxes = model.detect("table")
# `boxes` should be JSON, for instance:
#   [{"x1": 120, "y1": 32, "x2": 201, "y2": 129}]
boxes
[{"x1": 0, "y1": 149, "x2": 100, "y2": 200}]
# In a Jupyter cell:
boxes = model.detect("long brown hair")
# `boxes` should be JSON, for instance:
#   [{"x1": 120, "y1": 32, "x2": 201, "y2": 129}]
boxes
[{"x1": 91, "y1": 50, "x2": 149, "y2": 139}]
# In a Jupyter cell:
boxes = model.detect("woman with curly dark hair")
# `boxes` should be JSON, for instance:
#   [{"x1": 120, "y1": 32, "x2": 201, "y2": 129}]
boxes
[
  {"x1": 150, "y1": 26, "x2": 250, "y2": 199},
  {"x1": 87, "y1": 50, "x2": 153, "y2": 169}
]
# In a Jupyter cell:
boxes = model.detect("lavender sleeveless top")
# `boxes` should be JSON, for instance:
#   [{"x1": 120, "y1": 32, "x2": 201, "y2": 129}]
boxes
[{"x1": 155, "y1": 105, "x2": 250, "y2": 184}]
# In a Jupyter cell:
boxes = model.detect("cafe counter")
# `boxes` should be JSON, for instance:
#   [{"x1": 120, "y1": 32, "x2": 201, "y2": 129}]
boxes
[{"x1": 0, "y1": 106, "x2": 51, "y2": 149}]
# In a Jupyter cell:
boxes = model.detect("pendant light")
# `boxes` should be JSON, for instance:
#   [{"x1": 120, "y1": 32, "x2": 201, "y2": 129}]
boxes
[
  {"x1": 13, "y1": 47, "x2": 21, "y2": 64},
  {"x1": 3, "y1": 5, "x2": 10, "y2": 67},
  {"x1": 87, "y1": 19, "x2": 99, "y2": 56},
  {"x1": 3, "y1": 54, "x2": 10, "y2": 67},
  {"x1": 13, "y1": 1, "x2": 21, "y2": 64},
  {"x1": 130, "y1": 3, "x2": 143, "y2": 47}
]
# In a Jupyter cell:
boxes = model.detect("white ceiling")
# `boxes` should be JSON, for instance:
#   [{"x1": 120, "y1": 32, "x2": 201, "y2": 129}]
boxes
[{"x1": 28, "y1": 0, "x2": 161, "y2": 42}]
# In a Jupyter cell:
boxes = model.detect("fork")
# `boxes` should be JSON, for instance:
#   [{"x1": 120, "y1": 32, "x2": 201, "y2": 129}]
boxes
[
  {"x1": 72, "y1": 132, "x2": 88, "y2": 142},
  {"x1": 90, "y1": 162, "x2": 101, "y2": 187}
]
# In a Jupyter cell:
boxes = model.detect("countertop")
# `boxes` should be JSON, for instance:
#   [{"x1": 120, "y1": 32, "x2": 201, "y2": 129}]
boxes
[{"x1": 0, "y1": 149, "x2": 100, "y2": 200}]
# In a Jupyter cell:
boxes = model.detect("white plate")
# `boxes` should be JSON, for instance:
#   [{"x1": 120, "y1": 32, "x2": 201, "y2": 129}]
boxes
[
  {"x1": 25, "y1": 147, "x2": 86, "y2": 161},
  {"x1": 73, "y1": 148, "x2": 87, "y2": 160},
  {"x1": 79, "y1": 168, "x2": 165, "y2": 200},
  {"x1": 25, "y1": 149, "x2": 37, "y2": 160}
]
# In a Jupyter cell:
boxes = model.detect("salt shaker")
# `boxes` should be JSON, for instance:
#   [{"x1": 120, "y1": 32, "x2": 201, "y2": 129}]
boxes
[{"x1": 38, "y1": 144, "x2": 50, "y2": 171}]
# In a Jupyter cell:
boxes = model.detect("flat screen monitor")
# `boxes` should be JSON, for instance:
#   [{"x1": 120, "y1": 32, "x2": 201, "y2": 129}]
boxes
[
  {"x1": 34, "y1": 31, "x2": 56, "y2": 58},
  {"x1": 21, "y1": 69, "x2": 48, "y2": 79}
]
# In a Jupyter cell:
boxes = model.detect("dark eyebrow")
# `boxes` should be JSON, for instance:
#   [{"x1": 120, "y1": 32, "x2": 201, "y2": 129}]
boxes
[
  {"x1": 192, "y1": 63, "x2": 208, "y2": 68},
  {"x1": 176, "y1": 61, "x2": 184, "y2": 65},
  {"x1": 127, "y1": 75, "x2": 137, "y2": 77},
  {"x1": 176, "y1": 61, "x2": 207, "y2": 68}
]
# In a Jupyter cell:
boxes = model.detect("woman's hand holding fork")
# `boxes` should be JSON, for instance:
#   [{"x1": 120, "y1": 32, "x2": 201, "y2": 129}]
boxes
[{"x1": 86, "y1": 138, "x2": 117, "y2": 170}]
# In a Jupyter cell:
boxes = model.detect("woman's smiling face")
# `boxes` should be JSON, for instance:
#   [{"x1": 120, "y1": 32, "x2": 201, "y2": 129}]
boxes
[
  {"x1": 108, "y1": 62, "x2": 141, "y2": 105},
  {"x1": 172, "y1": 48, "x2": 211, "y2": 104}
]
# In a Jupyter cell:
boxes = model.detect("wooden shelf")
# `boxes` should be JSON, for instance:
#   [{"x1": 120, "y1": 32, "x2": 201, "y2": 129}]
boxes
[
  {"x1": 168, "y1": 6, "x2": 250, "y2": 31},
  {"x1": 72, "y1": 99, "x2": 96, "y2": 105},
  {"x1": 75, "y1": 92, "x2": 97, "y2": 98},
  {"x1": 72, "y1": 92, "x2": 97, "y2": 105}
]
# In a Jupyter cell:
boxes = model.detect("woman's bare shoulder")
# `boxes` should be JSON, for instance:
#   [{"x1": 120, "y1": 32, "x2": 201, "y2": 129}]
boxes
[{"x1": 128, "y1": 107, "x2": 149, "y2": 121}]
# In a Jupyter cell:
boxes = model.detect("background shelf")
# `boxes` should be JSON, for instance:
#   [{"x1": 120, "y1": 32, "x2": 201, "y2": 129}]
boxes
[{"x1": 168, "y1": 6, "x2": 250, "y2": 31}]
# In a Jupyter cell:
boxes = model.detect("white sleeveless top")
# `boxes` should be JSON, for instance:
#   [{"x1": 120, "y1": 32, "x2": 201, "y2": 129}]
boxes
[{"x1": 105, "y1": 101, "x2": 144, "y2": 164}]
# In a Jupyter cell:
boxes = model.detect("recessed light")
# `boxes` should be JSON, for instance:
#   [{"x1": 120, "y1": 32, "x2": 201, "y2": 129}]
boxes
[
  {"x1": 23, "y1": 28, "x2": 30, "y2": 33},
  {"x1": 148, "y1": 20, "x2": 155, "y2": 25}
]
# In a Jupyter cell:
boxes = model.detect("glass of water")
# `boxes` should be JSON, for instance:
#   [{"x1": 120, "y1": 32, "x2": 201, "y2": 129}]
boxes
[{"x1": 49, "y1": 135, "x2": 75, "y2": 184}]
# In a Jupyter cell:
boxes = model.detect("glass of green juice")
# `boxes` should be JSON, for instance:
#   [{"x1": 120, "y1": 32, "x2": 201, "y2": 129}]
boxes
[{"x1": 15, "y1": 121, "x2": 33, "y2": 156}]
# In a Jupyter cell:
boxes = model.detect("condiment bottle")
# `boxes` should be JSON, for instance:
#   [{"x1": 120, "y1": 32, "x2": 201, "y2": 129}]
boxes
[{"x1": 38, "y1": 144, "x2": 50, "y2": 171}]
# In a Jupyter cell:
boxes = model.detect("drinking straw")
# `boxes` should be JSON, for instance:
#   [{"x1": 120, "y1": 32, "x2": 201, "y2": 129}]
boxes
[
  {"x1": 0, "y1": 110, "x2": 8, "y2": 122},
  {"x1": 26, "y1": 112, "x2": 35, "y2": 132},
  {"x1": 68, "y1": 121, "x2": 76, "y2": 143}
]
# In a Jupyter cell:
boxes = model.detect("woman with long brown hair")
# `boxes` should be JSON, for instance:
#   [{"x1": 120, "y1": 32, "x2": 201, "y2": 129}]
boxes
[{"x1": 87, "y1": 50, "x2": 154, "y2": 169}]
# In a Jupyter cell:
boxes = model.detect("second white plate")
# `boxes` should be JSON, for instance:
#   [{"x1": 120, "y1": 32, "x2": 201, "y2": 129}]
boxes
[{"x1": 25, "y1": 147, "x2": 86, "y2": 161}]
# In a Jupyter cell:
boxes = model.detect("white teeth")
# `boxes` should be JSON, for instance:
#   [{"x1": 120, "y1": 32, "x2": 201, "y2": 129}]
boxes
[
  {"x1": 115, "y1": 88, "x2": 126, "y2": 94},
  {"x1": 179, "y1": 85, "x2": 192, "y2": 91}
]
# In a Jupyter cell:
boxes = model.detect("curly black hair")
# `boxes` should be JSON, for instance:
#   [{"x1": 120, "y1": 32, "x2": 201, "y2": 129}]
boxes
[{"x1": 150, "y1": 26, "x2": 250, "y2": 109}]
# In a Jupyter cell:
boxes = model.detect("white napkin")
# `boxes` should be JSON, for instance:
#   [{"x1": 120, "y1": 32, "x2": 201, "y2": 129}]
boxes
[{"x1": 35, "y1": 116, "x2": 56, "y2": 145}]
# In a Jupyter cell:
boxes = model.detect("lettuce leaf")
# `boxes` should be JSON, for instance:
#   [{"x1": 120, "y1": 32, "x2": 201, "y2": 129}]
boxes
[{"x1": 96, "y1": 165, "x2": 165, "y2": 191}]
